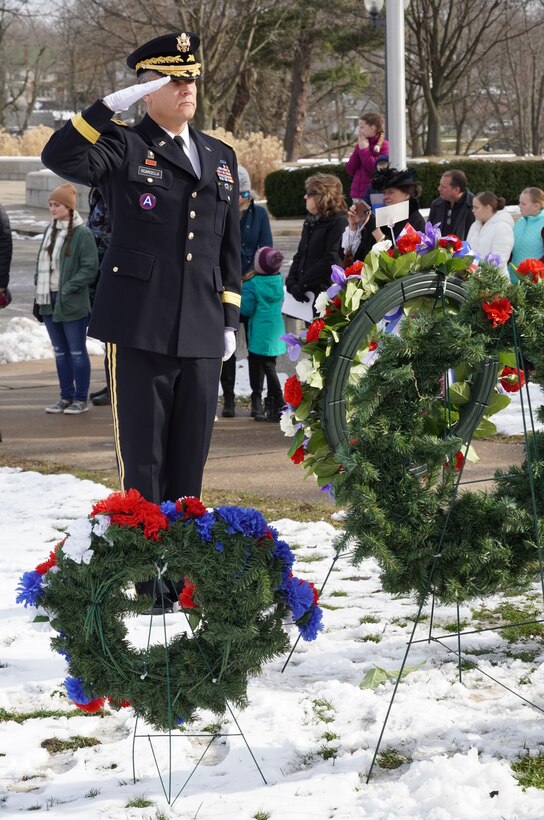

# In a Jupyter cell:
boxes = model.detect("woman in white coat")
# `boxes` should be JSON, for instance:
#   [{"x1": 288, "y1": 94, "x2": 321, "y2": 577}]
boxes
[{"x1": 466, "y1": 192, "x2": 514, "y2": 277}]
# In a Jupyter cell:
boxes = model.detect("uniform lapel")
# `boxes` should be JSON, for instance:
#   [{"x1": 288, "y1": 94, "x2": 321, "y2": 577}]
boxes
[{"x1": 136, "y1": 115, "x2": 197, "y2": 177}]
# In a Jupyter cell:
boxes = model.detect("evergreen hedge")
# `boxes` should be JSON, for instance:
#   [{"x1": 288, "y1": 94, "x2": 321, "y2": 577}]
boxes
[{"x1": 264, "y1": 159, "x2": 544, "y2": 218}]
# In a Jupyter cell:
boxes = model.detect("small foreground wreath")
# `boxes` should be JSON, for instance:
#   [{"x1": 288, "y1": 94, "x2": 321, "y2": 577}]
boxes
[{"x1": 17, "y1": 491, "x2": 323, "y2": 731}]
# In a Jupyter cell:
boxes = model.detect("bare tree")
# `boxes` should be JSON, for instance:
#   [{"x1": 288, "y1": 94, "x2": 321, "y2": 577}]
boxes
[{"x1": 405, "y1": 0, "x2": 505, "y2": 156}]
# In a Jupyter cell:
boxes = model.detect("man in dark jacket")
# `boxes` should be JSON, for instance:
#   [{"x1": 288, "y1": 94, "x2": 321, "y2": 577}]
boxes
[
  {"x1": 0, "y1": 204, "x2": 12, "y2": 309},
  {"x1": 41, "y1": 31, "x2": 241, "y2": 507},
  {"x1": 428, "y1": 169, "x2": 475, "y2": 239}
]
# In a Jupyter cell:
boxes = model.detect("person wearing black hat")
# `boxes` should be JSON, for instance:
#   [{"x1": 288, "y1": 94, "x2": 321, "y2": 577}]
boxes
[
  {"x1": 41, "y1": 32, "x2": 241, "y2": 512},
  {"x1": 342, "y1": 167, "x2": 426, "y2": 263}
]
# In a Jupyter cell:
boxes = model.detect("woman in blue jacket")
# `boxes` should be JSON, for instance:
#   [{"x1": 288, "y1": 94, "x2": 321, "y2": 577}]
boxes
[{"x1": 220, "y1": 165, "x2": 273, "y2": 418}]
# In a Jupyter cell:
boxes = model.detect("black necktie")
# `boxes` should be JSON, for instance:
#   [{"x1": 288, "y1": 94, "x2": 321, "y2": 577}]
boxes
[{"x1": 174, "y1": 135, "x2": 194, "y2": 172}]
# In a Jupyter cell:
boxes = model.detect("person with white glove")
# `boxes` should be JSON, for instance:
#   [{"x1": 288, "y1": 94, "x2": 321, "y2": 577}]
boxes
[
  {"x1": 102, "y1": 76, "x2": 171, "y2": 112},
  {"x1": 41, "y1": 31, "x2": 242, "y2": 545}
]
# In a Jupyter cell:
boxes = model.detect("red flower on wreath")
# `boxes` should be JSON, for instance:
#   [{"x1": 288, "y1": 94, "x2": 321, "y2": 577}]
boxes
[
  {"x1": 306, "y1": 319, "x2": 326, "y2": 343},
  {"x1": 516, "y1": 258, "x2": 544, "y2": 283},
  {"x1": 91, "y1": 489, "x2": 168, "y2": 541},
  {"x1": 35, "y1": 544, "x2": 60, "y2": 575},
  {"x1": 179, "y1": 577, "x2": 197, "y2": 609},
  {"x1": 176, "y1": 497, "x2": 207, "y2": 519},
  {"x1": 481, "y1": 296, "x2": 513, "y2": 328},
  {"x1": 438, "y1": 234, "x2": 463, "y2": 253},
  {"x1": 75, "y1": 697, "x2": 105, "y2": 714},
  {"x1": 284, "y1": 374, "x2": 304, "y2": 408},
  {"x1": 369, "y1": 339, "x2": 378, "y2": 351},
  {"x1": 308, "y1": 581, "x2": 320, "y2": 605},
  {"x1": 396, "y1": 225, "x2": 420, "y2": 255},
  {"x1": 344, "y1": 260, "x2": 364, "y2": 277},
  {"x1": 499, "y1": 366, "x2": 526, "y2": 393},
  {"x1": 290, "y1": 445, "x2": 305, "y2": 465},
  {"x1": 444, "y1": 451, "x2": 465, "y2": 472}
]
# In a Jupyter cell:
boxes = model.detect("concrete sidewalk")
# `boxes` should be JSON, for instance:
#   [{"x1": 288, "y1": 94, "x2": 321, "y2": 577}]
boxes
[{"x1": 0, "y1": 356, "x2": 528, "y2": 503}]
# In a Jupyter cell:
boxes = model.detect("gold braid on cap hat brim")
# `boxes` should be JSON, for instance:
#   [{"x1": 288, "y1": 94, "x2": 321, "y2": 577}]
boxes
[{"x1": 135, "y1": 55, "x2": 201, "y2": 77}]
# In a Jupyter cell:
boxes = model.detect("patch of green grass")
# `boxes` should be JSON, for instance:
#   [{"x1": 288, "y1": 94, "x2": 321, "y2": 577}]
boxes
[
  {"x1": 390, "y1": 617, "x2": 408, "y2": 627},
  {"x1": 253, "y1": 811, "x2": 271, "y2": 820},
  {"x1": 518, "y1": 675, "x2": 532, "y2": 685},
  {"x1": 312, "y1": 698, "x2": 335, "y2": 724},
  {"x1": 321, "y1": 731, "x2": 340, "y2": 742},
  {"x1": 85, "y1": 788, "x2": 100, "y2": 798},
  {"x1": 512, "y1": 752, "x2": 544, "y2": 789},
  {"x1": 126, "y1": 794, "x2": 154, "y2": 808},
  {"x1": 320, "y1": 603, "x2": 341, "y2": 611},
  {"x1": 201, "y1": 722, "x2": 222, "y2": 735},
  {"x1": 359, "y1": 615, "x2": 380, "y2": 624},
  {"x1": 442, "y1": 620, "x2": 470, "y2": 633},
  {"x1": 27, "y1": 804, "x2": 42, "y2": 811},
  {"x1": 376, "y1": 747, "x2": 412, "y2": 769},
  {"x1": 296, "y1": 554, "x2": 327, "y2": 563},
  {"x1": 463, "y1": 648, "x2": 491, "y2": 657},
  {"x1": 506, "y1": 649, "x2": 540, "y2": 663},
  {"x1": 472, "y1": 602, "x2": 544, "y2": 642},
  {"x1": 362, "y1": 634, "x2": 381, "y2": 643},
  {"x1": 406, "y1": 613, "x2": 429, "y2": 622},
  {"x1": 318, "y1": 744, "x2": 338, "y2": 761},
  {"x1": 41, "y1": 736, "x2": 100, "y2": 754},
  {"x1": 0, "y1": 707, "x2": 98, "y2": 724},
  {"x1": 329, "y1": 590, "x2": 348, "y2": 598}
]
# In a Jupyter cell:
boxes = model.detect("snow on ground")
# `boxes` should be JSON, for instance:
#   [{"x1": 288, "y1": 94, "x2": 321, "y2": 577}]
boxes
[{"x1": 1, "y1": 467, "x2": 544, "y2": 819}]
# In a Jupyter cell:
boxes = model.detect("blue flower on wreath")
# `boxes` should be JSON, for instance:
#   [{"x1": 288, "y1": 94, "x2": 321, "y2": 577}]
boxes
[
  {"x1": 160, "y1": 500, "x2": 184, "y2": 524},
  {"x1": 15, "y1": 571, "x2": 44, "y2": 608},
  {"x1": 272, "y1": 538, "x2": 295, "y2": 582},
  {"x1": 194, "y1": 512, "x2": 215, "y2": 542},
  {"x1": 214, "y1": 541, "x2": 225, "y2": 553},
  {"x1": 280, "y1": 575, "x2": 314, "y2": 620},
  {"x1": 64, "y1": 676, "x2": 96, "y2": 705},
  {"x1": 298, "y1": 605, "x2": 324, "y2": 642},
  {"x1": 216, "y1": 506, "x2": 268, "y2": 538}
]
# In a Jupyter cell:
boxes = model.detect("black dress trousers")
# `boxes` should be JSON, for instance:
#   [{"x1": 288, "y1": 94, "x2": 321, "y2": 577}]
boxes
[{"x1": 106, "y1": 344, "x2": 222, "y2": 504}]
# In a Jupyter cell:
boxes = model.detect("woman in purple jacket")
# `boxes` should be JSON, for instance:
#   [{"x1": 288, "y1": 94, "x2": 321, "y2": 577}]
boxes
[{"x1": 345, "y1": 112, "x2": 389, "y2": 203}]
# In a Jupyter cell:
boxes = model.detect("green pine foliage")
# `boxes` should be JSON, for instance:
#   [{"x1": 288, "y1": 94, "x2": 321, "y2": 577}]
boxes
[{"x1": 334, "y1": 269, "x2": 544, "y2": 604}]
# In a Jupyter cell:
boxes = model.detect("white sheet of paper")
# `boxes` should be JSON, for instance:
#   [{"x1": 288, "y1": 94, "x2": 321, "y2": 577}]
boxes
[
  {"x1": 375, "y1": 200, "x2": 410, "y2": 228},
  {"x1": 282, "y1": 286, "x2": 314, "y2": 322}
]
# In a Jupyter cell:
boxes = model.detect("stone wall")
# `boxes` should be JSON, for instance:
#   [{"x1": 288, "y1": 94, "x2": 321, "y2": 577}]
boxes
[{"x1": 26, "y1": 169, "x2": 90, "y2": 214}]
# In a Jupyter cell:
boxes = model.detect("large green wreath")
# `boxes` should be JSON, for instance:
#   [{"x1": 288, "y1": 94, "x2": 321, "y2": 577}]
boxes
[
  {"x1": 282, "y1": 229, "x2": 544, "y2": 603},
  {"x1": 16, "y1": 493, "x2": 323, "y2": 731}
]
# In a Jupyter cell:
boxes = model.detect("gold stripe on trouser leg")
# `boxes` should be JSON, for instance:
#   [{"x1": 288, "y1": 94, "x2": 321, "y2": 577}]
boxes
[{"x1": 106, "y1": 342, "x2": 125, "y2": 493}]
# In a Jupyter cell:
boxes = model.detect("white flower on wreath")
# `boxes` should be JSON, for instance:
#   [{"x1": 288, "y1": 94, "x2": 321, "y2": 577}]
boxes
[
  {"x1": 371, "y1": 238, "x2": 392, "y2": 254},
  {"x1": 314, "y1": 290, "x2": 329, "y2": 318},
  {"x1": 280, "y1": 409, "x2": 297, "y2": 436},
  {"x1": 62, "y1": 517, "x2": 95, "y2": 564},
  {"x1": 296, "y1": 357, "x2": 314, "y2": 384},
  {"x1": 92, "y1": 514, "x2": 111, "y2": 540}
]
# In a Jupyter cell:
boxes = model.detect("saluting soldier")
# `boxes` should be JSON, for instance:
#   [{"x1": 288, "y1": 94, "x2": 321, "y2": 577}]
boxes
[{"x1": 41, "y1": 31, "x2": 241, "y2": 506}]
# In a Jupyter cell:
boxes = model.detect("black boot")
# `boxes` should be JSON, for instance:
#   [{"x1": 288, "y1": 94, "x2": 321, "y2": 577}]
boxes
[
  {"x1": 250, "y1": 393, "x2": 263, "y2": 418},
  {"x1": 135, "y1": 578, "x2": 174, "y2": 614},
  {"x1": 254, "y1": 397, "x2": 272, "y2": 422},
  {"x1": 222, "y1": 395, "x2": 235, "y2": 417},
  {"x1": 266, "y1": 396, "x2": 283, "y2": 423}
]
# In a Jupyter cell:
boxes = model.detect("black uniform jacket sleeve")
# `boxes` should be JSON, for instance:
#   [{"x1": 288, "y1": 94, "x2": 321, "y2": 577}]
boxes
[{"x1": 41, "y1": 101, "x2": 241, "y2": 357}]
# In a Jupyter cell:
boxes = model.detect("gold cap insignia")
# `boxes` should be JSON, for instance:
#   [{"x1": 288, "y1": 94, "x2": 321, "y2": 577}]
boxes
[{"x1": 177, "y1": 33, "x2": 191, "y2": 53}]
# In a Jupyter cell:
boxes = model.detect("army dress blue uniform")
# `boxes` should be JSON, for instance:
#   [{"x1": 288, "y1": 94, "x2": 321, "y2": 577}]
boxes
[{"x1": 41, "y1": 86, "x2": 241, "y2": 504}]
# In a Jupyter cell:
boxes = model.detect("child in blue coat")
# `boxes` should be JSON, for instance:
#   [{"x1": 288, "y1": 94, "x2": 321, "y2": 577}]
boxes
[{"x1": 241, "y1": 247, "x2": 287, "y2": 422}]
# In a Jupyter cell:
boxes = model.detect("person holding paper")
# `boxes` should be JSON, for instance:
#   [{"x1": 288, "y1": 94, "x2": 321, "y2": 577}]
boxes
[
  {"x1": 342, "y1": 167, "x2": 425, "y2": 263},
  {"x1": 285, "y1": 173, "x2": 348, "y2": 310}
]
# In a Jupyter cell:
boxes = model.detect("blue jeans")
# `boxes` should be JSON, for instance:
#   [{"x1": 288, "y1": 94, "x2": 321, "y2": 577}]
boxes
[{"x1": 42, "y1": 292, "x2": 90, "y2": 402}]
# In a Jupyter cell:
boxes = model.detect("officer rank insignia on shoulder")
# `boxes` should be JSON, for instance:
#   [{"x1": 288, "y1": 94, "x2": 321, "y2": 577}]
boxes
[{"x1": 216, "y1": 160, "x2": 234, "y2": 184}]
